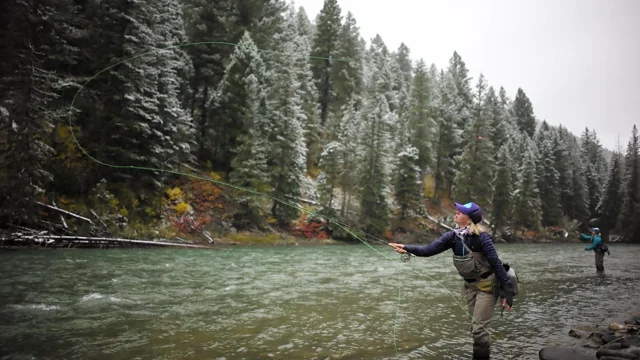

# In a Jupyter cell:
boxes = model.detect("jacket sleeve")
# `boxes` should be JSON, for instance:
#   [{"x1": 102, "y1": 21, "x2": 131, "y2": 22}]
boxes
[
  {"x1": 404, "y1": 231, "x2": 455, "y2": 257},
  {"x1": 585, "y1": 236, "x2": 601, "y2": 250},
  {"x1": 579, "y1": 233, "x2": 592, "y2": 241},
  {"x1": 478, "y1": 233, "x2": 511, "y2": 287}
]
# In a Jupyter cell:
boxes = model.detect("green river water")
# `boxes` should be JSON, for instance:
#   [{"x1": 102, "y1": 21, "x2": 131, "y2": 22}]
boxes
[{"x1": 1, "y1": 243, "x2": 639, "y2": 360}]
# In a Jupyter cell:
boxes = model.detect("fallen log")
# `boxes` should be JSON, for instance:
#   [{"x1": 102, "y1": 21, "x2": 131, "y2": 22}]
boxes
[
  {"x1": 425, "y1": 214, "x2": 453, "y2": 231},
  {"x1": 34, "y1": 235, "x2": 211, "y2": 248},
  {"x1": 36, "y1": 202, "x2": 93, "y2": 224}
]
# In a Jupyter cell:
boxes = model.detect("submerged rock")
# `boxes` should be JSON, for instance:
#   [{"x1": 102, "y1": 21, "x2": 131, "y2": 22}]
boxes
[
  {"x1": 596, "y1": 348, "x2": 638, "y2": 359},
  {"x1": 539, "y1": 346, "x2": 596, "y2": 360}
]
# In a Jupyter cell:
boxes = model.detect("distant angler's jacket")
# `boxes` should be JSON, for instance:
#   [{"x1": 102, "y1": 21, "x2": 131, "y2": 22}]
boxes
[{"x1": 580, "y1": 233, "x2": 602, "y2": 251}]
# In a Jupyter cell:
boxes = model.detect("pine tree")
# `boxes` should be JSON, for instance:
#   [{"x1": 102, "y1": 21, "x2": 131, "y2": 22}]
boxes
[
  {"x1": 443, "y1": 51, "x2": 472, "y2": 196},
  {"x1": 337, "y1": 99, "x2": 362, "y2": 218},
  {"x1": 182, "y1": 0, "x2": 233, "y2": 161},
  {"x1": 210, "y1": 32, "x2": 269, "y2": 177},
  {"x1": 317, "y1": 141, "x2": 343, "y2": 216},
  {"x1": 286, "y1": 6, "x2": 320, "y2": 173},
  {"x1": 512, "y1": 88, "x2": 536, "y2": 137},
  {"x1": 484, "y1": 87, "x2": 506, "y2": 156},
  {"x1": 358, "y1": 94, "x2": 391, "y2": 235},
  {"x1": 395, "y1": 145, "x2": 422, "y2": 220},
  {"x1": 408, "y1": 59, "x2": 436, "y2": 176},
  {"x1": 452, "y1": 74, "x2": 494, "y2": 206},
  {"x1": 432, "y1": 71, "x2": 460, "y2": 200},
  {"x1": 553, "y1": 126, "x2": 575, "y2": 217},
  {"x1": 0, "y1": 0, "x2": 71, "y2": 222},
  {"x1": 617, "y1": 125, "x2": 640, "y2": 242},
  {"x1": 330, "y1": 11, "x2": 364, "y2": 120},
  {"x1": 267, "y1": 16, "x2": 308, "y2": 225},
  {"x1": 311, "y1": 0, "x2": 342, "y2": 129},
  {"x1": 154, "y1": 0, "x2": 196, "y2": 171},
  {"x1": 512, "y1": 138, "x2": 542, "y2": 231},
  {"x1": 228, "y1": 75, "x2": 270, "y2": 229},
  {"x1": 596, "y1": 151, "x2": 624, "y2": 241},
  {"x1": 491, "y1": 145, "x2": 515, "y2": 231},
  {"x1": 568, "y1": 137, "x2": 590, "y2": 224},
  {"x1": 535, "y1": 122, "x2": 562, "y2": 226}
]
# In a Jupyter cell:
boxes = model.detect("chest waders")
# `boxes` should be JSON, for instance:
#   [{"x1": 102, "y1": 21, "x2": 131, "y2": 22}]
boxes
[{"x1": 452, "y1": 236, "x2": 497, "y2": 360}]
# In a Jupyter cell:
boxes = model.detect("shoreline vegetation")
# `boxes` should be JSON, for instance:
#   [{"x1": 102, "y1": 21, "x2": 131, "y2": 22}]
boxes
[{"x1": 1, "y1": 193, "x2": 625, "y2": 250}]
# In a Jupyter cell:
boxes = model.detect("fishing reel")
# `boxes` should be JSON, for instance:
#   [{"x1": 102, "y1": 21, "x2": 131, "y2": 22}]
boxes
[{"x1": 400, "y1": 252, "x2": 412, "y2": 263}]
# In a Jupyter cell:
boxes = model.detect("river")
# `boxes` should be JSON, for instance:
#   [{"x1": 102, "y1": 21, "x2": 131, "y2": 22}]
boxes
[{"x1": 1, "y1": 243, "x2": 639, "y2": 359}]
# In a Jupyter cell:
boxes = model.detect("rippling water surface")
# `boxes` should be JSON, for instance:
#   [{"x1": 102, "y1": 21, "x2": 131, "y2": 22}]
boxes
[{"x1": 1, "y1": 243, "x2": 639, "y2": 360}]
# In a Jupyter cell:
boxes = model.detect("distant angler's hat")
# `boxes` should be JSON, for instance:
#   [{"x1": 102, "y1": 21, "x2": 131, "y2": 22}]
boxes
[
  {"x1": 455, "y1": 202, "x2": 483, "y2": 224},
  {"x1": 590, "y1": 227, "x2": 600, "y2": 233}
]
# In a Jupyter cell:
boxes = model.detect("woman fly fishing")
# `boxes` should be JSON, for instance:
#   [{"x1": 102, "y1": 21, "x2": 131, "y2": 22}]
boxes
[{"x1": 389, "y1": 201, "x2": 515, "y2": 360}]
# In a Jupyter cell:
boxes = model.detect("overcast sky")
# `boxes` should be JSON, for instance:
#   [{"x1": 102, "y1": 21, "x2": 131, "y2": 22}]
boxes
[{"x1": 294, "y1": 0, "x2": 640, "y2": 151}]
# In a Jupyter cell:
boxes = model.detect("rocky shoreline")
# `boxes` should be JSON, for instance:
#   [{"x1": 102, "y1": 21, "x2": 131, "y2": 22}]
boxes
[{"x1": 539, "y1": 313, "x2": 640, "y2": 360}]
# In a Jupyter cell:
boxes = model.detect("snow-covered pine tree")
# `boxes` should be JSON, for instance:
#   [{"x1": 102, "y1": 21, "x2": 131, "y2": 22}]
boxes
[
  {"x1": 93, "y1": 0, "x2": 172, "y2": 188},
  {"x1": 266, "y1": 16, "x2": 307, "y2": 226},
  {"x1": 444, "y1": 51, "x2": 472, "y2": 197},
  {"x1": 210, "y1": 32, "x2": 270, "y2": 178},
  {"x1": 154, "y1": 0, "x2": 197, "y2": 172},
  {"x1": 433, "y1": 71, "x2": 462, "y2": 200},
  {"x1": 337, "y1": 99, "x2": 362, "y2": 218},
  {"x1": 330, "y1": 11, "x2": 364, "y2": 121},
  {"x1": 357, "y1": 93, "x2": 392, "y2": 235},
  {"x1": 452, "y1": 74, "x2": 494, "y2": 206},
  {"x1": 395, "y1": 145, "x2": 422, "y2": 220},
  {"x1": 580, "y1": 128, "x2": 608, "y2": 218},
  {"x1": 567, "y1": 137, "x2": 590, "y2": 224},
  {"x1": 534, "y1": 121, "x2": 562, "y2": 226},
  {"x1": 491, "y1": 144, "x2": 515, "y2": 232},
  {"x1": 296, "y1": 6, "x2": 314, "y2": 40},
  {"x1": 616, "y1": 125, "x2": 640, "y2": 242},
  {"x1": 390, "y1": 44, "x2": 413, "y2": 157},
  {"x1": 512, "y1": 138, "x2": 542, "y2": 231},
  {"x1": 596, "y1": 150, "x2": 624, "y2": 240},
  {"x1": 311, "y1": 0, "x2": 342, "y2": 129},
  {"x1": 182, "y1": 0, "x2": 233, "y2": 161},
  {"x1": 552, "y1": 125, "x2": 575, "y2": 217},
  {"x1": 408, "y1": 59, "x2": 436, "y2": 177},
  {"x1": 0, "y1": 0, "x2": 74, "y2": 222},
  {"x1": 484, "y1": 87, "x2": 506, "y2": 158},
  {"x1": 512, "y1": 88, "x2": 536, "y2": 138},
  {"x1": 316, "y1": 141, "x2": 343, "y2": 217},
  {"x1": 286, "y1": 5, "x2": 321, "y2": 173}
]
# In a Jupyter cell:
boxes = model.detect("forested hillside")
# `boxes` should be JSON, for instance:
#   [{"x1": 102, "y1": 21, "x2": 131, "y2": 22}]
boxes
[{"x1": 1, "y1": 0, "x2": 639, "y2": 243}]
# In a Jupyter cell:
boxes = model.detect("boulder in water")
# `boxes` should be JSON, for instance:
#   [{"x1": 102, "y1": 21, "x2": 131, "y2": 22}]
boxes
[
  {"x1": 539, "y1": 346, "x2": 596, "y2": 360},
  {"x1": 602, "y1": 334, "x2": 622, "y2": 344},
  {"x1": 596, "y1": 348, "x2": 638, "y2": 359},
  {"x1": 571, "y1": 329, "x2": 591, "y2": 339},
  {"x1": 622, "y1": 335, "x2": 640, "y2": 348},
  {"x1": 624, "y1": 318, "x2": 640, "y2": 325}
]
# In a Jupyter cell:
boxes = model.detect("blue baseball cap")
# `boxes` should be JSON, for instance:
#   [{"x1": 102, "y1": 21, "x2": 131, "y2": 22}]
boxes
[{"x1": 454, "y1": 202, "x2": 483, "y2": 224}]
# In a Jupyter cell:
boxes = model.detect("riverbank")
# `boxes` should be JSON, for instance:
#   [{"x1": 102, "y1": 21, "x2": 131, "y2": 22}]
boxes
[{"x1": 540, "y1": 311, "x2": 640, "y2": 360}]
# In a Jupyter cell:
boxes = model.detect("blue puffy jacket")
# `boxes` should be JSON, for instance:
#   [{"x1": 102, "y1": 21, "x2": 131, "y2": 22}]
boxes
[{"x1": 579, "y1": 233, "x2": 602, "y2": 251}]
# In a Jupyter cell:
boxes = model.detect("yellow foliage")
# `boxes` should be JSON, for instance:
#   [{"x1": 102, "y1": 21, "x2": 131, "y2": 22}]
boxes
[
  {"x1": 110, "y1": 198, "x2": 119, "y2": 210},
  {"x1": 59, "y1": 196, "x2": 71, "y2": 205},
  {"x1": 166, "y1": 187, "x2": 184, "y2": 202},
  {"x1": 307, "y1": 166, "x2": 320, "y2": 178},
  {"x1": 209, "y1": 171, "x2": 222, "y2": 181},
  {"x1": 145, "y1": 206, "x2": 157, "y2": 217},
  {"x1": 173, "y1": 201, "x2": 190, "y2": 215},
  {"x1": 267, "y1": 216, "x2": 278, "y2": 225},
  {"x1": 423, "y1": 174, "x2": 435, "y2": 198},
  {"x1": 119, "y1": 207, "x2": 129, "y2": 217}
]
